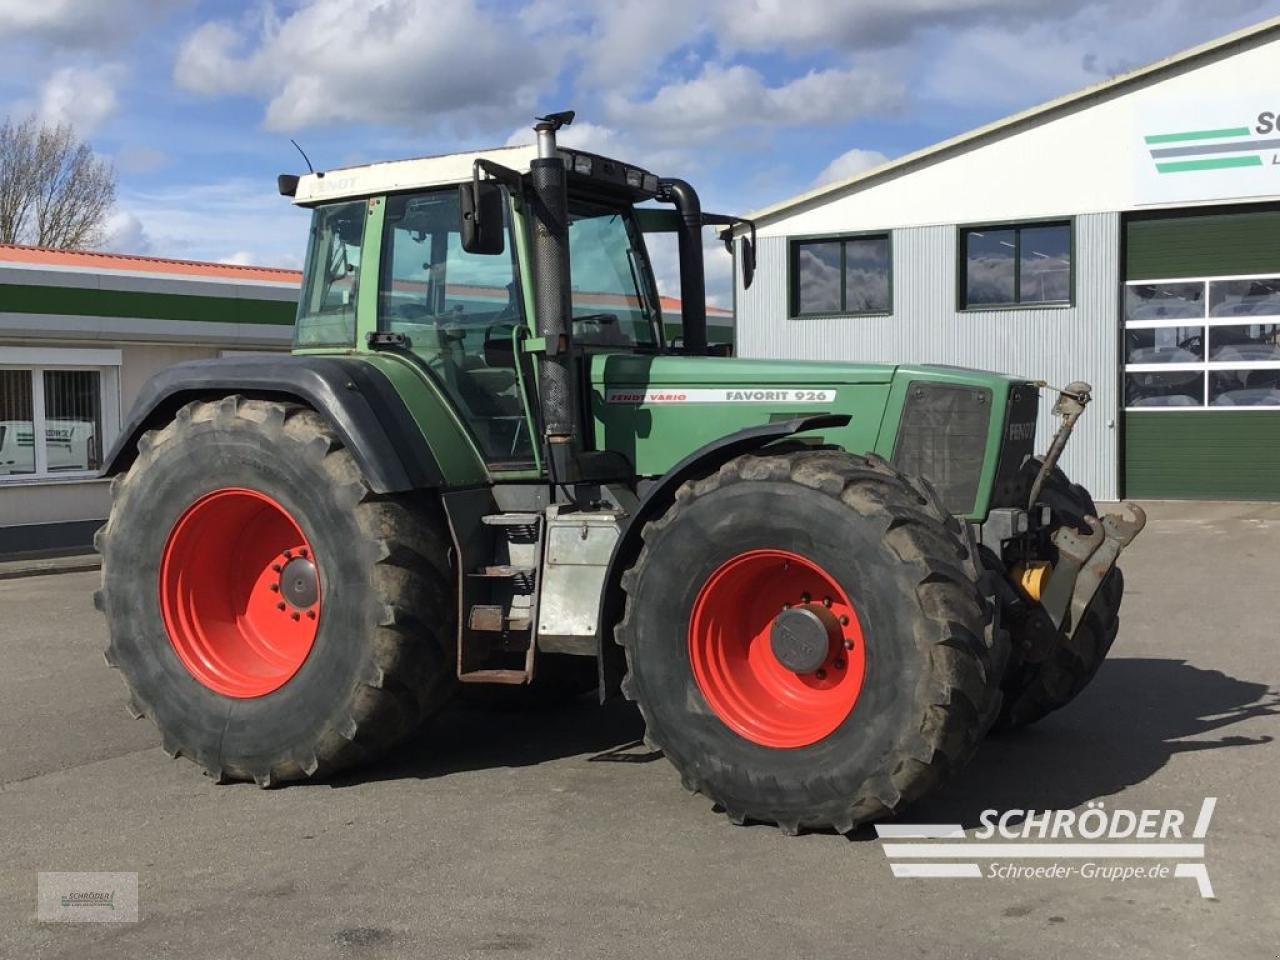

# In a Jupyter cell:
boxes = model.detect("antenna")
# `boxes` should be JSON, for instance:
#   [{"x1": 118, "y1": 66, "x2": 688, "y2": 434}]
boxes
[{"x1": 290, "y1": 139, "x2": 315, "y2": 174}]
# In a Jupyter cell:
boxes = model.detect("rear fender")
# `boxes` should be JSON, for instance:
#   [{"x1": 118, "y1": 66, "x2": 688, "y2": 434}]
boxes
[{"x1": 102, "y1": 355, "x2": 443, "y2": 493}]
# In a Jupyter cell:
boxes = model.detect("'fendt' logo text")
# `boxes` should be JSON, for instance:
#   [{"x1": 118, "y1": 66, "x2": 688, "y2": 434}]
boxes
[{"x1": 1006, "y1": 421, "x2": 1036, "y2": 442}]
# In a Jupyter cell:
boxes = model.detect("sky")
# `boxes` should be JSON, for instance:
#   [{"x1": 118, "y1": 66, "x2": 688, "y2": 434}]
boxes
[{"x1": 0, "y1": 0, "x2": 1276, "y2": 304}]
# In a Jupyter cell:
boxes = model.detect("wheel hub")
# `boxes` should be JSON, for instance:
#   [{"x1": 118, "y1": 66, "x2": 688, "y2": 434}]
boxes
[
  {"x1": 688, "y1": 549, "x2": 867, "y2": 749},
  {"x1": 159, "y1": 488, "x2": 322, "y2": 699},
  {"x1": 769, "y1": 605, "x2": 839, "y2": 674},
  {"x1": 279, "y1": 554, "x2": 319, "y2": 609}
]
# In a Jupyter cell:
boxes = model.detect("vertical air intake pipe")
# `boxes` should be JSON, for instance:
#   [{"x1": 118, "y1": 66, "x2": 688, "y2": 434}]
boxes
[
  {"x1": 530, "y1": 119, "x2": 577, "y2": 482},
  {"x1": 658, "y1": 178, "x2": 707, "y2": 355}
]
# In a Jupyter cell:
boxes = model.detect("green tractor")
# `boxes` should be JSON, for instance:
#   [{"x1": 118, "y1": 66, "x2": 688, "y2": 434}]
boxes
[{"x1": 95, "y1": 112, "x2": 1144, "y2": 833}]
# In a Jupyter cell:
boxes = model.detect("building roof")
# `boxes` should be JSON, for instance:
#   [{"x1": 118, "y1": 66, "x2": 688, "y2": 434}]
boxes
[
  {"x1": 660, "y1": 295, "x2": 733, "y2": 318},
  {"x1": 0, "y1": 243, "x2": 301, "y2": 285},
  {"x1": 737, "y1": 15, "x2": 1280, "y2": 229}
]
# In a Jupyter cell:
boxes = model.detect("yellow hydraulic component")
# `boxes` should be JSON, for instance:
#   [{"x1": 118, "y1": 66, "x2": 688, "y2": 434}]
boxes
[{"x1": 1010, "y1": 561, "x2": 1053, "y2": 602}]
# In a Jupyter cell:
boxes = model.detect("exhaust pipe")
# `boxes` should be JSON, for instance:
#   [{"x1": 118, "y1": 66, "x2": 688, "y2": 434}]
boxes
[
  {"x1": 658, "y1": 178, "x2": 707, "y2": 355},
  {"x1": 529, "y1": 115, "x2": 577, "y2": 482}
]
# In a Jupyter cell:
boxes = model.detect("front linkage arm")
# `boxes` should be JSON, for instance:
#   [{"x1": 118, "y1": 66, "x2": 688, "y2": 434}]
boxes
[{"x1": 1030, "y1": 381, "x2": 1147, "y2": 636}]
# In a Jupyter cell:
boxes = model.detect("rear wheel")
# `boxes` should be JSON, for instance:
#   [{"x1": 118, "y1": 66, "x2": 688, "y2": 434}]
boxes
[
  {"x1": 617, "y1": 450, "x2": 1007, "y2": 833},
  {"x1": 996, "y1": 460, "x2": 1125, "y2": 729},
  {"x1": 95, "y1": 396, "x2": 456, "y2": 786}
]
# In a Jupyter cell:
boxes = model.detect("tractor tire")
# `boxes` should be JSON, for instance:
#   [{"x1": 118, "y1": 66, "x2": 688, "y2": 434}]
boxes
[
  {"x1": 94, "y1": 396, "x2": 456, "y2": 786},
  {"x1": 995, "y1": 459, "x2": 1125, "y2": 729},
  {"x1": 615, "y1": 450, "x2": 1008, "y2": 834}
]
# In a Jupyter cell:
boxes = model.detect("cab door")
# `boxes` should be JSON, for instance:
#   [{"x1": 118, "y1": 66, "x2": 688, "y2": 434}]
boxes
[{"x1": 377, "y1": 188, "x2": 540, "y2": 471}]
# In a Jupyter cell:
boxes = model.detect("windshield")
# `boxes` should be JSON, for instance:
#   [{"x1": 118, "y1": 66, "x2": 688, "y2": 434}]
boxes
[{"x1": 567, "y1": 200, "x2": 658, "y2": 349}]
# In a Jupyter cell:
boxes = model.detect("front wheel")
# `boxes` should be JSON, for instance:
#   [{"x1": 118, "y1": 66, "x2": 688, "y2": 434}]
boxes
[{"x1": 616, "y1": 450, "x2": 1007, "y2": 833}]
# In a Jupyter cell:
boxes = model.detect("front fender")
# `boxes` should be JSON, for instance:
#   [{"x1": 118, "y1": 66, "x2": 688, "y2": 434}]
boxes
[
  {"x1": 594, "y1": 413, "x2": 851, "y2": 699},
  {"x1": 102, "y1": 355, "x2": 443, "y2": 493}
]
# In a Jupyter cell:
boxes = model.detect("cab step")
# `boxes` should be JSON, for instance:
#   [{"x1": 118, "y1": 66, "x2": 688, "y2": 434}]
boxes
[{"x1": 481, "y1": 512, "x2": 541, "y2": 527}]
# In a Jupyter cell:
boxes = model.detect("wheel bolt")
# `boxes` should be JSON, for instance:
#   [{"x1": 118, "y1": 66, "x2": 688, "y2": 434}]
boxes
[
  {"x1": 815, "y1": 668, "x2": 827, "y2": 680},
  {"x1": 306, "y1": 610, "x2": 317, "y2": 620},
  {"x1": 283, "y1": 550, "x2": 293, "y2": 559},
  {"x1": 299, "y1": 548, "x2": 308, "y2": 558},
  {"x1": 839, "y1": 614, "x2": 849, "y2": 626},
  {"x1": 277, "y1": 602, "x2": 287, "y2": 611},
  {"x1": 834, "y1": 658, "x2": 846, "y2": 669},
  {"x1": 782, "y1": 602, "x2": 791, "y2": 610},
  {"x1": 800, "y1": 592, "x2": 811, "y2": 603},
  {"x1": 272, "y1": 564, "x2": 282, "y2": 573},
  {"x1": 269, "y1": 583, "x2": 279, "y2": 593},
  {"x1": 291, "y1": 612, "x2": 301, "y2": 621},
  {"x1": 843, "y1": 639, "x2": 854, "y2": 650},
  {"x1": 822, "y1": 596, "x2": 832, "y2": 608}
]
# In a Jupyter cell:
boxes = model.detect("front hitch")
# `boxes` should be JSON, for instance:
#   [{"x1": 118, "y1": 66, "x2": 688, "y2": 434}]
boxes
[
  {"x1": 1039, "y1": 502, "x2": 1146, "y2": 633},
  {"x1": 1016, "y1": 381, "x2": 1147, "y2": 640}
]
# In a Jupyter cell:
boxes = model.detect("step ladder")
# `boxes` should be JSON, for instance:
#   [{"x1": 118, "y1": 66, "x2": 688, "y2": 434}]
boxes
[{"x1": 458, "y1": 512, "x2": 542, "y2": 684}]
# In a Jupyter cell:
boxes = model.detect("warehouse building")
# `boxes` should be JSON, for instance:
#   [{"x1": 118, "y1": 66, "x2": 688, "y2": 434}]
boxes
[
  {"x1": 0, "y1": 246, "x2": 298, "y2": 557},
  {"x1": 733, "y1": 17, "x2": 1280, "y2": 501}
]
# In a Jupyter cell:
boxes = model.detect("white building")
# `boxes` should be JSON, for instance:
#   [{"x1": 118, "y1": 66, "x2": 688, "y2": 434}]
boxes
[{"x1": 733, "y1": 17, "x2": 1280, "y2": 501}]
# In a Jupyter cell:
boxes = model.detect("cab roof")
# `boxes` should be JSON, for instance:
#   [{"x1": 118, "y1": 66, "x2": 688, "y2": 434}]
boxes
[{"x1": 292, "y1": 144, "x2": 540, "y2": 205}]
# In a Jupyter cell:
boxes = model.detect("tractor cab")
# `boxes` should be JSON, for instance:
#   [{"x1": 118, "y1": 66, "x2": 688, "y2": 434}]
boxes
[{"x1": 281, "y1": 112, "x2": 752, "y2": 474}]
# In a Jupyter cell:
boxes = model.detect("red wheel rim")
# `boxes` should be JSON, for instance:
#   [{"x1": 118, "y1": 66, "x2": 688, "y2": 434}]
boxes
[
  {"x1": 688, "y1": 549, "x2": 866, "y2": 748},
  {"x1": 159, "y1": 488, "x2": 321, "y2": 698}
]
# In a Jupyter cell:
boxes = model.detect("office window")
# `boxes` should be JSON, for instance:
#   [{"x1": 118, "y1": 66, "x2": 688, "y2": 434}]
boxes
[
  {"x1": 962, "y1": 222, "x2": 1072, "y2": 308},
  {"x1": 791, "y1": 234, "x2": 891, "y2": 316},
  {"x1": 0, "y1": 349, "x2": 119, "y2": 480}
]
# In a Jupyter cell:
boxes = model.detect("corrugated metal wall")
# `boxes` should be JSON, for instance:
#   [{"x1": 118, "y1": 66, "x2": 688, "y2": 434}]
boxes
[{"x1": 737, "y1": 213, "x2": 1121, "y2": 500}]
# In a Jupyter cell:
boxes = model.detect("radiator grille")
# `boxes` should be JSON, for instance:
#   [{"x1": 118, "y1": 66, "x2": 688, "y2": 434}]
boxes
[{"x1": 892, "y1": 383, "x2": 993, "y2": 514}]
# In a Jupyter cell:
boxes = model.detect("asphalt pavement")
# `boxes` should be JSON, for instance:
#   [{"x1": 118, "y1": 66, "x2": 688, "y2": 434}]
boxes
[{"x1": 1, "y1": 501, "x2": 1277, "y2": 959}]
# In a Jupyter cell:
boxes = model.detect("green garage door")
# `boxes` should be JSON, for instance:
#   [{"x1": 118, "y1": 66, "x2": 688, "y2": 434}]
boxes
[{"x1": 1123, "y1": 204, "x2": 1280, "y2": 499}]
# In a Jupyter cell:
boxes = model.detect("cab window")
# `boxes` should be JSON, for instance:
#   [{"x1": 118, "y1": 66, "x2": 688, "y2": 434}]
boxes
[
  {"x1": 295, "y1": 200, "x2": 366, "y2": 348},
  {"x1": 378, "y1": 190, "x2": 532, "y2": 466},
  {"x1": 567, "y1": 201, "x2": 658, "y2": 349}
]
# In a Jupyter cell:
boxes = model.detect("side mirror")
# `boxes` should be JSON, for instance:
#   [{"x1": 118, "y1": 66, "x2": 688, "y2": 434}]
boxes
[
  {"x1": 459, "y1": 180, "x2": 505, "y2": 255},
  {"x1": 740, "y1": 236, "x2": 756, "y2": 290}
]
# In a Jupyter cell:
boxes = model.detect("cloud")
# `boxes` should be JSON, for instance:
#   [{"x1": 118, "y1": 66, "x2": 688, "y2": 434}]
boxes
[
  {"x1": 174, "y1": 0, "x2": 561, "y2": 134},
  {"x1": 576, "y1": 0, "x2": 701, "y2": 89},
  {"x1": 709, "y1": 0, "x2": 1076, "y2": 53},
  {"x1": 36, "y1": 65, "x2": 121, "y2": 136},
  {"x1": 0, "y1": 0, "x2": 180, "y2": 50},
  {"x1": 218, "y1": 250, "x2": 260, "y2": 266},
  {"x1": 113, "y1": 178, "x2": 309, "y2": 269},
  {"x1": 607, "y1": 63, "x2": 903, "y2": 145},
  {"x1": 811, "y1": 147, "x2": 889, "y2": 188},
  {"x1": 101, "y1": 210, "x2": 152, "y2": 255}
]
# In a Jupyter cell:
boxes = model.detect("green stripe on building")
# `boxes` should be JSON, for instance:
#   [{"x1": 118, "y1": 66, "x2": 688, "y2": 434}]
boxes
[
  {"x1": 1, "y1": 284, "x2": 297, "y2": 326},
  {"x1": 1155, "y1": 155, "x2": 1262, "y2": 173},
  {"x1": 1144, "y1": 126, "x2": 1252, "y2": 144}
]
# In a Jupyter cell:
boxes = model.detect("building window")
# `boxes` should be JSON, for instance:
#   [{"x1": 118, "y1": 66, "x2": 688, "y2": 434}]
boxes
[
  {"x1": 0, "y1": 349, "x2": 120, "y2": 481},
  {"x1": 961, "y1": 221, "x2": 1072, "y2": 308},
  {"x1": 1124, "y1": 275, "x2": 1280, "y2": 409},
  {"x1": 791, "y1": 234, "x2": 891, "y2": 317}
]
